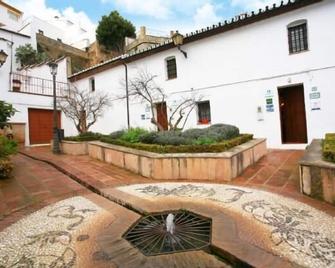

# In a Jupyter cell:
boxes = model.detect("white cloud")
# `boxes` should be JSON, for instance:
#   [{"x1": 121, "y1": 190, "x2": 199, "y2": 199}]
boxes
[
  {"x1": 193, "y1": 3, "x2": 221, "y2": 28},
  {"x1": 231, "y1": 0, "x2": 282, "y2": 11},
  {"x1": 102, "y1": 0, "x2": 216, "y2": 20},
  {"x1": 113, "y1": 0, "x2": 171, "y2": 19},
  {"x1": 9, "y1": 0, "x2": 96, "y2": 45}
]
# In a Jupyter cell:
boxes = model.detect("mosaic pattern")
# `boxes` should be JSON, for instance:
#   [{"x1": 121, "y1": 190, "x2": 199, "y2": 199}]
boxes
[
  {"x1": 118, "y1": 183, "x2": 335, "y2": 268},
  {"x1": 0, "y1": 197, "x2": 101, "y2": 268}
]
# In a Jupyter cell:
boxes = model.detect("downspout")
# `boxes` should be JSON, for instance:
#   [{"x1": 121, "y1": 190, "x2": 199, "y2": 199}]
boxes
[{"x1": 122, "y1": 62, "x2": 130, "y2": 129}]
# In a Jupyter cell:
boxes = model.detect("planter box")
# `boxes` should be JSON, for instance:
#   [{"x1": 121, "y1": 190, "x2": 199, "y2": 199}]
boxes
[
  {"x1": 60, "y1": 140, "x2": 89, "y2": 155},
  {"x1": 299, "y1": 139, "x2": 335, "y2": 205},
  {"x1": 86, "y1": 138, "x2": 267, "y2": 181}
]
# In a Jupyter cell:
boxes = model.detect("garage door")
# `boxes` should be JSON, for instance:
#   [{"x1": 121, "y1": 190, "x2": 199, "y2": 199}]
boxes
[{"x1": 28, "y1": 108, "x2": 61, "y2": 144}]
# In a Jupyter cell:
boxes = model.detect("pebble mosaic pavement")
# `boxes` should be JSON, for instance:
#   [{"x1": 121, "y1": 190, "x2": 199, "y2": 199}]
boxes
[
  {"x1": 118, "y1": 183, "x2": 335, "y2": 268},
  {"x1": 0, "y1": 196, "x2": 108, "y2": 267}
]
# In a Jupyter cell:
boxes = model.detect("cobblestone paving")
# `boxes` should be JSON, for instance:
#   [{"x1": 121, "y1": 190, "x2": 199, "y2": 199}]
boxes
[{"x1": 118, "y1": 183, "x2": 335, "y2": 268}]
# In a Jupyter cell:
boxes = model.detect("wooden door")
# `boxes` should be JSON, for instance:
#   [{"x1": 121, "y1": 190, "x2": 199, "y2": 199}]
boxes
[
  {"x1": 28, "y1": 108, "x2": 61, "y2": 144},
  {"x1": 156, "y1": 102, "x2": 168, "y2": 131},
  {"x1": 278, "y1": 85, "x2": 307, "y2": 143}
]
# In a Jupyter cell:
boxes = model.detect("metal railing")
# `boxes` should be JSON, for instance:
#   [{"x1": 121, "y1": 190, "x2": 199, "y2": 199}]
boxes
[{"x1": 11, "y1": 72, "x2": 69, "y2": 97}]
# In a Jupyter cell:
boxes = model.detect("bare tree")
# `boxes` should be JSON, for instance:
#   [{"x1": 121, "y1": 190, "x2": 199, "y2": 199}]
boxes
[
  {"x1": 127, "y1": 70, "x2": 166, "y2": 130},
  {"x1": 126, "y1": 70, "x2": 201, "y2": 131},
  {"x1": 168, "y1": 96, "x2": 201, "y2": 131},
  {"x1": 58, "y1": 86, "x2": 111, "y2": 133}
]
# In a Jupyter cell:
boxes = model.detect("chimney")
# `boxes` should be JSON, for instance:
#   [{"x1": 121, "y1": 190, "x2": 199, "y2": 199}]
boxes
[
  {"x1": 139, "y1": 26, "x2": 146, "y2": 38},
  {"x1": 170, "y1": 30, "x2": 175, "y2": 37}
]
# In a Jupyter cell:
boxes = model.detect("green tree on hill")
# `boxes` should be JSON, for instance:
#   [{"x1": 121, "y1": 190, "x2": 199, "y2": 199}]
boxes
[{"x1": 96, "y1": 11, "x2": 136, "y2": 52}]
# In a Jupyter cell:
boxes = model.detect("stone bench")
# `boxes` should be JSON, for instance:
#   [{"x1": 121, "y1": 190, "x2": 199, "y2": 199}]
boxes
[{"x1": 299, "y1": 139, "x2": 335, "y2": 205}]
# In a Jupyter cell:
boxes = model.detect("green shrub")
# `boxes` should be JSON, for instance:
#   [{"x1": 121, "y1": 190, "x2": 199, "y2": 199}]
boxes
[
  {"x1": 139, "y1": 131, "x2": 191, "y2": 145},
  {"x1": 207, "y1": 124, "x2": 240, "y2": 140},
  {"x1": 120, "y1": 128, "x2": 148, "y2": 143},
  {"x1": 100, "y1": 134, "x2": 253, "y2": 154},
  {"x1": 194, "y1": 137, "x2": 216, "y2": 145},
  {"x1": 323, "y1": 133, "x2": 335, "y2": 163},
  {"x1": 325, "y1": 133, "x2": 335, "y2": 141},
  {"x1": 0, "y1": 136, "x2": 17, "y2": 159},
  {"x1": 110, "y1": 130, "x2": 125, "y2": 139},
  {"x1": 64, "y1": 131, "x2": 102, "y2": 141},
  {"x1": 181, "y1": 128, "x2": 206, "y2": 140},
  {"x1": 138, "y1": 132, "x2": 159, "y2": 144},
  {"x1": 0, "y1": 158, "x2": 14, "y2": 179},
  {"x1": 181, "y1": 124, "x2": 239, "y2": 142}
]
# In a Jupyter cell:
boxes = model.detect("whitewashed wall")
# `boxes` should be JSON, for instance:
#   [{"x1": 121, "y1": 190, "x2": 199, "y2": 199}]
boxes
[
  {"x1": 0, "y1": 4, "x2": 22, "y2": 32},
  {"x1": 0, "y1": 36, "x2": 76, "y2": 145},
  {"x1": 72, "y1": 0, "x2": 335, "y2": 149}
]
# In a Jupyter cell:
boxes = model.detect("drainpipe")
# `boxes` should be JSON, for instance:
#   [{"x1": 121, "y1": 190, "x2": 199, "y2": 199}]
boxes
[{"x1": 122, "y1": 62, "x2": 130, "y2": 129}]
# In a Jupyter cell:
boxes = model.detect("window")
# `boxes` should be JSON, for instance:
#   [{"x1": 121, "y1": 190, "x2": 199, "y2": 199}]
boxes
[
  {"x1": 288, "y1": 20, "x2": 308, "y2": 54},
  {"x1": 7, "y1": 10, "x2": 19, "y2": 21},
  {"x1": 197, "y1": 101, "x2": 211, "y2": 124},
  {"x1": 166, "y1": 57, "x2": 177, "y2": 79},
  {"x1": 89, "y1": 77, "x2": 95, "y2": 92}
]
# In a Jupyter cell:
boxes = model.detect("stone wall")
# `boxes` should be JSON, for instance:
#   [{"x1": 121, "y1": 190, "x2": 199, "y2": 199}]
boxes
[
  {"x1": 299, "y1": 139, "x2": 335, "y2": 205},
  {"x1": 61, "y1": 140, "x2": 88, "y2": 155},
  {"x1": 77, "y1": 139, "x2": 267, "y2": 181},
  {"x1": 37, "y1": 33, "x2": 90, "y2": 73}
]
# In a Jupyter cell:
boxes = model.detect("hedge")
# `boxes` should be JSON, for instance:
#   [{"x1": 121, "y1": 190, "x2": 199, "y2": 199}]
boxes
[
  {"x1": 63, "y1": 132, "x2": 103, "y2": 142},
  {"x1": 99, "y1": 134, "x2": 253, "y2": 154},
  {"x1": 323, "y1": 133, "x2": 335, "y2": 163}
]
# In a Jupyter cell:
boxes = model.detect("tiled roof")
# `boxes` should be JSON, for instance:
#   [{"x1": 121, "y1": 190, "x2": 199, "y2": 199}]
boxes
[{"x1": 69, "y1": 0, "x2": 323, "y2": 81}]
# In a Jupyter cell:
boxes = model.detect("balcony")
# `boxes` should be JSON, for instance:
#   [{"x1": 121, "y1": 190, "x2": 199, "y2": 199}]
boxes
[{"x1": 11, "y1": 72, "x2": 69, "y2": 97}]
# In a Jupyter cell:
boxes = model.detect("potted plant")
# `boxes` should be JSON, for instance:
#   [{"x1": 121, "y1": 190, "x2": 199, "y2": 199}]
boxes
[{"x1": 12, "y1": 79, "x2": 21, "y2": 92}]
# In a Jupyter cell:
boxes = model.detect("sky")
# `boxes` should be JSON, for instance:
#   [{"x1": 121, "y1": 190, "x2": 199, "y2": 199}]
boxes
[{"x1": 8, "y1": 0, "x2": 281, "y2": 40}]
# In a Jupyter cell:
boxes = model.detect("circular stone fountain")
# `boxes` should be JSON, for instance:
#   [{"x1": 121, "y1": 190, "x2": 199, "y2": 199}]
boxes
[{"x1": 123, "y1": 210, "x2": 211, "y2": 256}]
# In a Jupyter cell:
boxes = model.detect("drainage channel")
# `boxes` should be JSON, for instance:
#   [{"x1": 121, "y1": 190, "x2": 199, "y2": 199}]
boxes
[{"x1": 19, "y1": 151, "x2": 253, "y2": 267}]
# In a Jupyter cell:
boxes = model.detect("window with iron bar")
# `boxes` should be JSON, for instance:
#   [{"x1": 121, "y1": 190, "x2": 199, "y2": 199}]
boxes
[
  {"x1": 288, "y1": 23, "x2": 308, "y2": 54},
  {"x1": 166, "y1": 57, "x2": 177, "y2": 79}
]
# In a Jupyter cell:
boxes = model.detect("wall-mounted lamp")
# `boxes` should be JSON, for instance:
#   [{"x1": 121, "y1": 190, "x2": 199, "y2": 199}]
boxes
[
  {"x1": 172, "y1": 31, "x2": 187, "y2": 58},
  {"x1": 0, "y1": 50, "x2": 8, "y2": 67}
]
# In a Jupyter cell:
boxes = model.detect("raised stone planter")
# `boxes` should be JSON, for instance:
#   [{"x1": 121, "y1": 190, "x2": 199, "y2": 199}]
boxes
[
  {"x1": 60, "y1": 140, "x2": 89, "y2": 155},
  {"x1": 86, "y1": 138, "x2": 267, "y2": 181},
  {"x1": 299, "y1": 139, "x2": 335, "y2": 205}
]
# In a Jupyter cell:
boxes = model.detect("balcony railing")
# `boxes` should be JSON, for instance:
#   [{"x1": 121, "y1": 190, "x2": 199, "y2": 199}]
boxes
[{"x1": 11, "y1": 72, "x2": 69, "y2": 97}]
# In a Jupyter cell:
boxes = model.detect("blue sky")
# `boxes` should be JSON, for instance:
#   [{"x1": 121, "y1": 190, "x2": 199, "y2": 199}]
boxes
[{"x1": 10, "y1": 0, "x2": 280, "y2": 37}]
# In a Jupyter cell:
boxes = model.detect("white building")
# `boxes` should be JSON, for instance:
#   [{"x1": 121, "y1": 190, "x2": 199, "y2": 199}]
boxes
[
  {"x1": 0, "y1": 0, "x2": 23, "y2": 32},
  {"x1": 0, "y1": 1, "x2": 77, "y2": 146},
  {"x1": 69, "y1": 0, "x2": 335, "y2": 149},
  {"x1": 19, "y1": 16, "x2": 92, "y2": 49}
]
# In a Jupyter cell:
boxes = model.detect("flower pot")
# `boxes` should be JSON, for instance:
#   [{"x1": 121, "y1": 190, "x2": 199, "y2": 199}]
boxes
[{"x1": 12, "y1": 79, "x2": 21, "y2": 92}]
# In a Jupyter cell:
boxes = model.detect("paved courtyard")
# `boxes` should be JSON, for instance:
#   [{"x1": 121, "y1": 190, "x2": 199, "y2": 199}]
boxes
[{"x1": 0, "y1": 147, "x2": 334, "y2": 267}]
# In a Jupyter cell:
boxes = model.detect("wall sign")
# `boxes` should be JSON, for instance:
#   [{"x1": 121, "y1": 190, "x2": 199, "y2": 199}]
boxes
[
  {"x1": 265, "y1": 90, "x2": 274, "y2": 112},
  {"x1": 310, "y1": 87, "x2": 321, "y2": 111}
]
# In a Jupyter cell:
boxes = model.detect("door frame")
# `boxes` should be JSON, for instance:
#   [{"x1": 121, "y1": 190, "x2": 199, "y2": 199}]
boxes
[{"x1": 277, "y1": 83, "x2": 308, "y2": 144}]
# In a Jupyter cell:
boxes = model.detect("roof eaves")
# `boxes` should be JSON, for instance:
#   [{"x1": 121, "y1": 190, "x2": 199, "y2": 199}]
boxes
[{"x1": 69, "y1": 0, "x2": 323, "y2": 81}]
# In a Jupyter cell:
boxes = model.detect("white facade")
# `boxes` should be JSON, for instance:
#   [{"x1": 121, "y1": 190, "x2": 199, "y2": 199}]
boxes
[
  {"x1": 0, "y1": 1, "x2": 23, "y2": 32},
  {"x1": 19, "y1": 16, "x2": 91, "y2": 49},
  {"x1": 70, "y1": 0, "x2": 335, "y2": 149},
  {"x1": 0, "y1": 41, "x2": 76, "y2": 145}
]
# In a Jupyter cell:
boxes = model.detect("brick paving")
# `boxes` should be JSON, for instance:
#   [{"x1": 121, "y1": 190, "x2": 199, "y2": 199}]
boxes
[
  {"x1": 0, "y1": 147, "x2": 334, "y2": 267},
  {"x1": 0, "y1": 154, "x2": 90, "y2": 231},
  {"x1": 20, "y1": 146, "x2": 335, "y2": 216}
]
